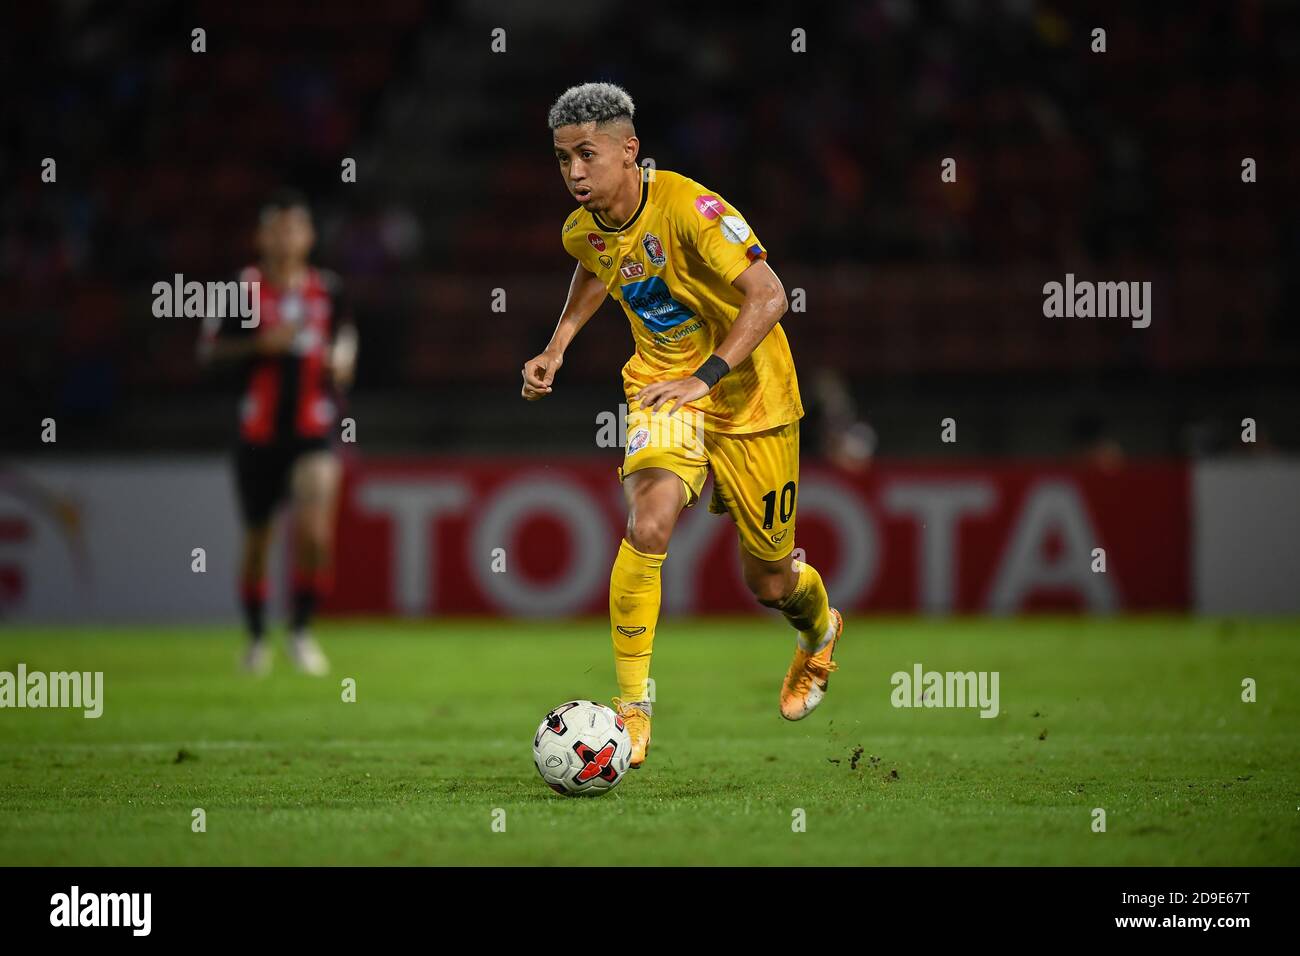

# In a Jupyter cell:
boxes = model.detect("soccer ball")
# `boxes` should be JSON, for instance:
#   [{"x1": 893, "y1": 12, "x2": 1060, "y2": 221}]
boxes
[{"x1": 532, "y1": 700, "x2": 631, "y2": 796}]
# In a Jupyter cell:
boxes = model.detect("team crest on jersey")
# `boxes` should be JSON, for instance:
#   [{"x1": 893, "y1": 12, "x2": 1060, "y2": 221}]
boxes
[
  {"x1": 642, "y1": 232, "x2": 666, "y2": 267},
  {"x1": 598, "y1": 254, "x2": 613, "y2": 270},
  {"x1": 619, "y1": 255, "x2": 645, "y2": 280},
  {"x1": 587, "y1": 233, "x2": 606, "y2": 252}
]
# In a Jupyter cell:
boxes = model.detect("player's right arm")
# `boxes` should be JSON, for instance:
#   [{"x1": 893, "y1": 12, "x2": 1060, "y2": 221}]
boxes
[{"x1": 521, "y1": 261, "x2": 607, "y2": 400}]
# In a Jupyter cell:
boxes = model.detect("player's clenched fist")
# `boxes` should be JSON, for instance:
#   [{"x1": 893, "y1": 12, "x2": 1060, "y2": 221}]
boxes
[{"x1": 521, "y1": 351, "x2": 563, "y2": 400}]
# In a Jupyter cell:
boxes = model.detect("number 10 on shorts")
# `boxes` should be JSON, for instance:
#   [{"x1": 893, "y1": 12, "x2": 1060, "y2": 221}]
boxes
[{"x1": 761, "y1": 481, "x2": 796, "y2": 530}]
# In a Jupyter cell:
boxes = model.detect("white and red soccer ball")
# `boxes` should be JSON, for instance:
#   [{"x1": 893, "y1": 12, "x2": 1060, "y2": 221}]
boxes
[{"x1": 532, "y1": 700, "x2": 632, "y2": 796}]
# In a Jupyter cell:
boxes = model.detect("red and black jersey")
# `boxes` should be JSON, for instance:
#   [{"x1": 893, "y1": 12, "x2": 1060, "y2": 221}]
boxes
[{"x1": 202, "y1": 265, "x2": 351, "y2": 446}]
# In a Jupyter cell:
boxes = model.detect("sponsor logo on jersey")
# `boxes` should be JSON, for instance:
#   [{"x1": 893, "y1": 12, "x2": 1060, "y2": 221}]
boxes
[
  {"x1": 650, "y1": 319, "x2": 703, "y2": 345},
  {"x1": 721, "y1": 215, "x2": 751, "y2": 244},
  {"x1": 619, "y1": 255, "x2": 645, "y2": 280},
  {"x1": 587, "y1": 232, "x2": 606, "y2": 251},
  {"x1": 564, "y1": 215, "x2": 579, "y2": 233},
  {"x1": 642, "y1": 232, "x2": 666, "y2": 267},
  {"x1": 621, "y1": 275, "x2": 696, "y2": 332},
  {"x1": 627, "y1": 427, "x2": 651, "y2": 456},
  {"x1": 694, "y1": 194, "x2": 724, "y2": 220}
]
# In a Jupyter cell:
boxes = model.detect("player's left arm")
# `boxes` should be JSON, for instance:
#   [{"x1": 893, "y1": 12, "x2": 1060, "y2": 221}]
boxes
[{"x1": 636, "y1": 260, "x2": 787, "y2": 412}]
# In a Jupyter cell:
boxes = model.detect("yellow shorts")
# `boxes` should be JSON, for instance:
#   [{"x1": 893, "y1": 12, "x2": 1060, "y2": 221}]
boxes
[{"x1": 616, "y1": 403, "x2": 800, "y2": 562}]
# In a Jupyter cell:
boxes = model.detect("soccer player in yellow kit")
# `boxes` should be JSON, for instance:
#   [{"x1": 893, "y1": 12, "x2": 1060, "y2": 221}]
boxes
[{"x1": 522, "y1": 82, "x2": 843, "y2": 768}]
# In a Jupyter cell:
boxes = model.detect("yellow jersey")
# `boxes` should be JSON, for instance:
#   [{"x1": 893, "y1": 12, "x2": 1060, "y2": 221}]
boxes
[{"x1": 561, "y1": 168, "x2": 802, "y2": 434}]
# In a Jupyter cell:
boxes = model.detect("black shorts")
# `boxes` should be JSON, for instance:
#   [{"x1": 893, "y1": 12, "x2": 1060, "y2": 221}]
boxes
[{"x1": 234, "y1": 440, "x2": 330, "y2": 527}]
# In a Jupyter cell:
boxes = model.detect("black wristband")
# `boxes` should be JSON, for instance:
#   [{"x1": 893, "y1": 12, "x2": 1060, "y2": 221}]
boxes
[{"x1": 691, "y1": 354, "x2": 731, "y2": 389}]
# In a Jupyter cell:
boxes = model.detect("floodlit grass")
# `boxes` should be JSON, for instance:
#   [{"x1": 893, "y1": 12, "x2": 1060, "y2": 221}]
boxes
[{"x1": 1, "y1": 617, "x2": 1297, "y2": 865}]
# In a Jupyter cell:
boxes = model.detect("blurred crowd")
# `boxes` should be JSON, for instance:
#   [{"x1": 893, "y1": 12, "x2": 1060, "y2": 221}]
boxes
[{"x1": 2, "y1": 0, "x2": 1296, "y2": 454}]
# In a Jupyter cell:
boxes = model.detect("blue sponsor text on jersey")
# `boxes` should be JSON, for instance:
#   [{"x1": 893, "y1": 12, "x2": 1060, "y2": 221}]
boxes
[{"x1": 621, "y1": 276, "x2": 696, "y2": 333}]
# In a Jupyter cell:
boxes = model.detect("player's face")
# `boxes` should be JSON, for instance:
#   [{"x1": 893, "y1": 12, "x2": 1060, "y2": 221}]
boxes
[
  {"x1": 553, "y1": 122, "x2": 633, "y2": 213},
  {"x1": 257, "y1": 206, "x2": 315, "y2": 262}
]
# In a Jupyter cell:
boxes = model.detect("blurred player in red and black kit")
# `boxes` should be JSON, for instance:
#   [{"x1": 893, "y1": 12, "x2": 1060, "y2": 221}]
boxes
[{"x1": 199, "y1": 189, "x2": 357, "y2": 676}]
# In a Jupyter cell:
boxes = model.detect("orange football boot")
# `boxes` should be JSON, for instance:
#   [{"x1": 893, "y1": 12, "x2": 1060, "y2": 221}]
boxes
[
  {"x1": 612, "y1": 697, "x2": 652, "y2": 768},
  {"x1": 779, "y1": 608, "x2": 843, "y2": 720}
]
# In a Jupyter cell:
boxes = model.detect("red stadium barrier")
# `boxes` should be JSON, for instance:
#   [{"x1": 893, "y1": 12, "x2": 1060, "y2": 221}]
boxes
[{"x1": 325, "y1": 459, "x2": 1190, "y2": 615}]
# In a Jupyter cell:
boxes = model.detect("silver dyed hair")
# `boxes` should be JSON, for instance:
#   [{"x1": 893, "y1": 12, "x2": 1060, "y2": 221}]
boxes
[{"x1": 547, "y1": 82, "x2": 635, "y2": 131}]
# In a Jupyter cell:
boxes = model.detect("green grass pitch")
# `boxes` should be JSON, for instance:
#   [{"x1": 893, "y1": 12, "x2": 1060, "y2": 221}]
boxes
[{"x1": 2, "y1": 617, "x2": 1298, "y2": 866}]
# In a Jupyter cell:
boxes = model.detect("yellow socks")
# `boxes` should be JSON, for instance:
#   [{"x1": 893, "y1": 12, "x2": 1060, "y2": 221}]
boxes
[
  {"x1": 609, "y1": 538, "x2": 665, "y2": 703},
  {"x1": 608, "y1": 543, "x2": 830, "y2": 700},
  {"x1": 781, "y1": 559, "x2": 834, "y2": 652}
]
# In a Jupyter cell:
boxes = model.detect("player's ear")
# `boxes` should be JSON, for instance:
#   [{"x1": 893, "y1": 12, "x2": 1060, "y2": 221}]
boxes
[{"x1": 625, "y1": 134, "x2": 640, "y2": 168}]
